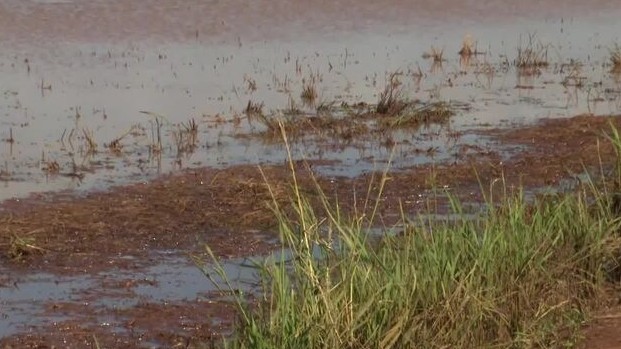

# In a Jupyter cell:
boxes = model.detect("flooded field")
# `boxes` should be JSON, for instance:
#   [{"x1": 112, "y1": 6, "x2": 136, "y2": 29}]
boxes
[
  {"x1": 1, "y1": 0, "x2": 621, "y2": 347},
  {"x1": 1, "y1": 2, "x2": 621, "y2": 200}
]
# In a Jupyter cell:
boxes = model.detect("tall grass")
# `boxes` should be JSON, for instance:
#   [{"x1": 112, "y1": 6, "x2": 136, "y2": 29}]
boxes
[{"x1": 201, "y1": 124, "x2": 621, "y2": 349}]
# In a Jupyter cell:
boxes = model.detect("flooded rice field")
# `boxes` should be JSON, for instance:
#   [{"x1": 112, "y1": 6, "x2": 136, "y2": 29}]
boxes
[
  {"x1": 1, "y1": 3, "x2": 621, "y2": 200},
  {"x1": 1, "y1": 0, "x2": 621, "y2": 347}
]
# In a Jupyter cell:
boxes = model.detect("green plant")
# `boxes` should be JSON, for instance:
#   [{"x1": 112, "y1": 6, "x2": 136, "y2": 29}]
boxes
[
  {"x1": 199, "y1": 124, "x2": 621, "y2": 349},
  {"x1": 7, "y1": 232, "x2": 44, "y2": 261}
]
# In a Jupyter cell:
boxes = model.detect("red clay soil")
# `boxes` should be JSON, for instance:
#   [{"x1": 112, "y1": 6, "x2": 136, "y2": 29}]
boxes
[
  {"x1": 580, "y1": 305, "x2": 621, "y2": 349},
  {"x1": 579, "y1": 300, "x2": 621, "y2": 349}
]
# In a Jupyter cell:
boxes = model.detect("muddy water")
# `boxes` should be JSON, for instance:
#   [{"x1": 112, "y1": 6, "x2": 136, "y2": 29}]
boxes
[
  {"x1": 1, "y1": 1, "x2": 621, "y2": 345},
  {"x1": 0, "y1": 251, "x2": 262, "y2": 339},
  {"x1": 1, "y1": 3, "x2": 621, "y2": 200},
  {"x1": 0, "y1": 0, "x2": 619, "y2": 43}
]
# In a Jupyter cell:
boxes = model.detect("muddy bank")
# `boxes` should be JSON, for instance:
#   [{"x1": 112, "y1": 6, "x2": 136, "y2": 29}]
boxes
[
  {"x1": 427, "y1": 114, "x2": 621, "y2": 189},
  {"x1": 0, "y1": 0, "x2": 620, "y2": 346},
  {"x1": 1, "y1": 114, "x2": 621, "y2": 347},
  {"x1": 0, "y1": 113, "x2": 620, "y2": 347},
  {"x1": 3, "y1": 113, "x2": 621, "y2": 273},
  {"x1": 0, "y1": 165, "x2": 290, "y2": 272}
]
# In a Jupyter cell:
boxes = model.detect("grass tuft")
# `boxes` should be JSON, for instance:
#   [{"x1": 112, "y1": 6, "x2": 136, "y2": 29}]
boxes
[
  {"x1": 42, "y1": 160, "x2": 60, "y2": 174},
  {"x1": 458, "y1": 34, "x2": 475, "y2": 56},
  {"x1": 245, "y1": 100, "x2": 264, "y2": 116},
  {"x1": 301, "y1": 78, "x2": 318, "y2": 104},
  {"x1": 200, "y1": 123, "x2": 621, "y2": 349},
  {"x1": 376, "y1": 72, "x2": 405, "y2": 115},
  {"x1": 172, "y1": 118, "x2": 199, "y2": 155},
  {"x1": 422, "y1": 46, "x2": 444, "y2": 63},
  {"x1": 6, "y1": 232, "x2": 45, "y2": 261},
  {"x1": 378, "y1": 101, "x2": 453, "y2": 129},
  {"x1": 82, "y1": 128, "x2": 98, "y2": 154},
  {"x1": 610, "y1": 44, "x2": 621, "y2": 72},
  {"x1": 516, "y1": 34, "x2": 549, "y2": 71}
]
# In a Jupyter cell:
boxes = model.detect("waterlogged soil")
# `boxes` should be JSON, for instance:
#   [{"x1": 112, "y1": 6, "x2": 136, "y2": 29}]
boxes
[
  {"x1": 2, "y1": 0, "x2": 621, "y2": 347},
  {"x1": 7, "y1": 113, "x2": 621, "y2": 274},
  {"x1": 1, "y1": 113, "x2": 621, "y2": 347}
]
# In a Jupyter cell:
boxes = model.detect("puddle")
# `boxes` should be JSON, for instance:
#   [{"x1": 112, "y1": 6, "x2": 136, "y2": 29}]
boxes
[
  {"x1": 0, "y1": 244, "x2": 330, "y2": 341},
  {"x1": 0, "y1": 272, "x2": 86, "y2": 338},
  {"x1": 0, "y1": 6, "x2": 620, "y2": 201},
  {"x1": 0, "y1": 251, "x2": 266, "y2": 340}
]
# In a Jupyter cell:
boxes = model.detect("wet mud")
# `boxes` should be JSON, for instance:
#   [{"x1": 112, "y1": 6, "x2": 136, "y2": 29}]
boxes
[
  {"x1": 2, "y1": 0, "x2": 621, "y2": 347},
  {"x1": 2, "y1": 113, "x2": 621, "y2": 347}
]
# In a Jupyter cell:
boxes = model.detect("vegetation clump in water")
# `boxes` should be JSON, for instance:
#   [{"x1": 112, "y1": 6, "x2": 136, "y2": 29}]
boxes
[{"x1": 247, "y1": 71, "x2": 455, "y2": 145}]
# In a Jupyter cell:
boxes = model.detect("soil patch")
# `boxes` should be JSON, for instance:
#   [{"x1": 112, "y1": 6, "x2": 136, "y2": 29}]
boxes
[
  {"x1": 1, "y1": 299, "x2": 236, "y2": 349},
  {"x1": 3, "y1": 114, "x2": 621, "y2": 272},
  {"x1": 581, "y1": 306, "x2": 621, "y2": 349}
]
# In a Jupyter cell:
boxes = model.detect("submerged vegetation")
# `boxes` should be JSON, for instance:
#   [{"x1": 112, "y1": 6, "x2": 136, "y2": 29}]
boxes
[
  {"x1": 610, "y1": 44, "x2": 621, "y2": 72},
  {"x1": 247, "y1": 71, "x2": 455, "y2": 144},
  {"x1": 4, "y1": 25, "x2": 621, "y2": 346},
  {"x1": 247, "y1": 99, "x2": 454, "y2": 144},
  {"x1": 376, "y1": 72, "x2": 406, "y2": 115},
  {"x1": 515, "y1": 34, "x2": 550, "y2": 73},
  {"x1": 376, "y1": 101, "x2": 453, "y2": 129},
  {"x1": 200, "y1": 124, "x2": 621, "y2": 348}
]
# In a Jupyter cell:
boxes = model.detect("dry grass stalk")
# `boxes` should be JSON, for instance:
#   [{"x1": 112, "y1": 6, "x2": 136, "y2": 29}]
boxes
[
  {"x1": 376, "y1": 72, "x2": 406, "y2": 115},
  {"x1": 561, "y1": 63, "x2": 586, "y2": 88},
  {"x1": 516, "y1": 34, "x2": 549, "y2": 69},
  {"x1": 82, "y1": 128, "x2": 97, "y2": 154},
  {"x1": 284, "y1": 96, "x2": 302, "y2": 116},
  {"x1": 244, "y1": 75, "x2": 257, "y2": 92},
  {"x1": 173, "y1": 118, "x2": 199, "y2": 155},
  {"x1": 422, "y1": 46, "x2": 444, "y2": 62},
  {"x1": 301, "y1": 77, "x2": 318, "y2": 104},
  {"x1": 458, "y1": 34, "x2": 475, "y2": 56},
  {"x1": 245, "y1": 100, "x2": 264, "y2": 116},
  {"x1": 610, "y1": 44, "x2": 621, "y2": 72},
  {"x1": 182, "y1": 118, "x2": 198, "y2": 134},
  {"x1": 4, "y1": 128, "x2": 15, "y2": 144}
]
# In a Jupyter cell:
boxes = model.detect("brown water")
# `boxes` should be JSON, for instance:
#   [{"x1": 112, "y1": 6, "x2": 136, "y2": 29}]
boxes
[
  {"x1": 0, "y1": 2, "x2": 620, "y2": 198},
  {"x1": 2, "y1": 2, "x2": 621, "y2": 343},
  {"x1": 0, "y1": 0, "x2": 619, "y2": 43},
  {"x1": 0, "y1": 250, "x2": 265, "y2": 340}
]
